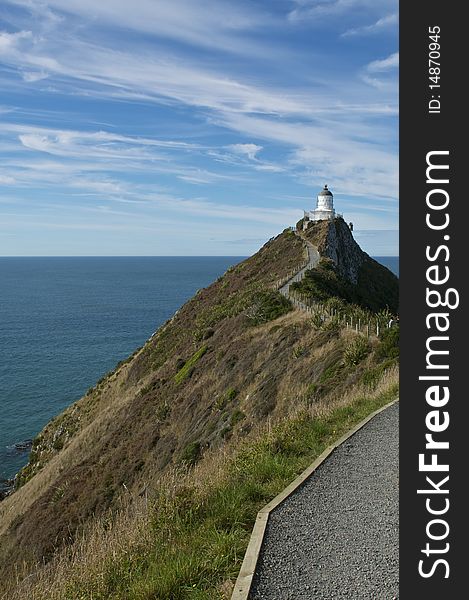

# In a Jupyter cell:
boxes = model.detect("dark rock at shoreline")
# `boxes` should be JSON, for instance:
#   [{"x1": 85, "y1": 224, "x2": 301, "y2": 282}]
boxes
[
  {"x1": 14, "y1": 439, "x2": 33, "y2": 452},
  {"x1": 0, "y1": 478, "x2": 15, "y2": 501}
]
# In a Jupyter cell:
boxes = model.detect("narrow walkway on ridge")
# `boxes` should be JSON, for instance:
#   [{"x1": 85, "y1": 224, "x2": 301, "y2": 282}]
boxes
[
  {"x1": 249, "y1": 402, "x2": 399, "y2": 600},
  {"x1": 278, "y1": 233, "x2": 320, "y2": 310}
]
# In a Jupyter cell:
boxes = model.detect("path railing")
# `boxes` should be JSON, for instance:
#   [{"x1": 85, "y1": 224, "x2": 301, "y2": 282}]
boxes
[{"x1": 286, "y1": 290, "x2": 395, "y2": 337}]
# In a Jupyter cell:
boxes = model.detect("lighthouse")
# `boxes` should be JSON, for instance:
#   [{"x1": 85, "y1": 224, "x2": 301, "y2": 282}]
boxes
[{"x1": 303, "y1": 184, "x2": 336, "y2": 229}]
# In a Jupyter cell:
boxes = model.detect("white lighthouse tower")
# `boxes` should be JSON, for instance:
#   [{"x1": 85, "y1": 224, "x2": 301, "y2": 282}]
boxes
[{"x1": 303, "y1": 184, "x2": 336, "y2": 229}]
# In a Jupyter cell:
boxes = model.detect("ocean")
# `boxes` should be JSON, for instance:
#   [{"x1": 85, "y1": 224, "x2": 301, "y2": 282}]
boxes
[{"x1": 0, "y1": 255, "x2": 398, "y2": 485}]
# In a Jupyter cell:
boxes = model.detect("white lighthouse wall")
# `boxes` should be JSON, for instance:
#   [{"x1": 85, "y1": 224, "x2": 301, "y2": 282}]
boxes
[
  {"x1": 303, "y1": 187, "x2": 336, "y2": 227},
  {"x1": 309, "y1": 208, "x2": 335, "y2": 222},
  {"x1": 317, "y1": 196, "x2": 333, "y2": 210}
]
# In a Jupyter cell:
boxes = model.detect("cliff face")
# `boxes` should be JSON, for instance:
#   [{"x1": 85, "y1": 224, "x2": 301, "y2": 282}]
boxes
[
  {"x1": 0, "y1": 224, "x2": 398, "y2": 578},
  {"x1": 313, "y1": 217, "x2": 364, "y2": 284}
]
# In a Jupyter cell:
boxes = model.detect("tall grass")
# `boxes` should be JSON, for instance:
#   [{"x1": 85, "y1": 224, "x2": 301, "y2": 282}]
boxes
[{"x1": 5, "y1": 368, "x2": 398, "y2": 600}]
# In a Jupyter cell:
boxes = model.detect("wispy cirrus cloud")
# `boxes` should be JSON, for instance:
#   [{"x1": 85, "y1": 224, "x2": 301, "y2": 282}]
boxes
[
  {"x1": 12, "y1": 125, "x2": 200, "y2": 158},
  {"x1": 288, "y1": 0, "x2": 396, "y2": 22},
  {"x1": 218, "y1": 111, "x2": 398, "y2": 201},
  {"x1": 0, "y1": 35, "x2": 318, "y2": 118},
  {"x1": 0, "y1": 29, "x2": 32, "y2": 50},
  {"x1": 4, "y1": 0, "x2": 274, "y2": 56},
  {"x1": 0, "y1": 0, "x2": 398, "y2": 255},
  {"x1": 342, "y1": 12, "x2": 398, "y2": 37},
  {"x1": 0, "y1": 174, "x2": 16, "y2": 184},
  {"x1": 367, "y1": 52, "x2": 399, "y2": 72},
  {"x1": 361, "y1": 51, "x2": 399, "y2": 90}
]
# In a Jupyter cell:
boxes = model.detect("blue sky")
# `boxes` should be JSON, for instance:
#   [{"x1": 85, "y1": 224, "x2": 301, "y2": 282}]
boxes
[{"x1": 0, "y1": 0, "x2": 398, "y2": 256}]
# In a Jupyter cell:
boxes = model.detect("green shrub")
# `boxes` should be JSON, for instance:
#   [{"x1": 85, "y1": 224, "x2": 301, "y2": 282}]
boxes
[
  {"x1": 322, "y1": 315, "x2": 341, "y2": 334},
  {"x1": 180, "y1": 442, "x2": 202, "y2": 466},
  {"x1": 319, "y1": 363, "x2": 343, "y2": 383},
  {"x1": 376, "y1": 326, "x2": 400, "y2": 360},
  {"x1": 214, "y1": 388, "x2": 238, "y2": 411},
  {"x1": 362, "y1": 358, "x2": 397, "y2": 389},
  {"x1": 175, "y1": 357, "x2": 185, "y2": 370},
  {"x1": 292, "y1": 345, "x2": 306, "y2": 358},
  {"x1": 156, "y1": 402, "x2": 170, "y2": 422},
  {"x1": 52, "y1": 438, "x2": 64, "y2": 451},
  {"x1": 174, "y1": 346, "x2": 208, "y2": 384},
  {"x1": 325, "y1": 297, "x2": 347, "y2": 311},
  {"x1": 226, "y1": 387, "x2": 237, "y2": 402},
  {"x1": 220, "y1": 425, "x2": 232, "y2": 438},
  {"x1": 193, "y1": 326, "x2": 215, "y2": 343},
  {"x1": 310, "y1": 312, "x2": 324, "y2": 329},
  {"x1": 230, "y1": 409, "x2": 246, "y2": 427},
  {"x1": 344, "y1": 336, "x2": 370, "y2": 366},
  {"x1": 246, "y1": 290, "x2": 292, "y2": 325}
]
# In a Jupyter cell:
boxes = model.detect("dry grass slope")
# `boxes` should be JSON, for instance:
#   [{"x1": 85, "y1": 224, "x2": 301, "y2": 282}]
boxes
[{"x1": 4, "y1": 368, "x2": 398, "y2": 600}]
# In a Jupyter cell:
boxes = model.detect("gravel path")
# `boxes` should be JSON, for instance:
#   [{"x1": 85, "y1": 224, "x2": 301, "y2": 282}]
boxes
[
  {"x1": 250, "y1": 402, "x2": 399, "y2": 599},
  {"x1": 279, "y1": 237, "x2": 320, "y2": 309}
]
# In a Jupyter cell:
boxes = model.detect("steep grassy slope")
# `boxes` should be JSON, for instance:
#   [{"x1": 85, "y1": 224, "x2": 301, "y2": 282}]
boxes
[
  {"x1": 0, "y1": 230, "x2": 306, "y2": 567},
  {"x1": 0, "y1": 223, "x2": 399, "y2": 597}
]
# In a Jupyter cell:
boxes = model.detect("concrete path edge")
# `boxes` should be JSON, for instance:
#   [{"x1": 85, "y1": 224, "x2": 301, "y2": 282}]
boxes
[{"x1": 230, "y1": 397, "x2": 399, "y2": 600}]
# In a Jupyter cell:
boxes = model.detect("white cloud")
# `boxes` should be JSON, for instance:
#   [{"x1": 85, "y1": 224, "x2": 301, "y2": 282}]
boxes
[
  {"x1": 0, "y1": 32, "x2": 314, "y2": 117},
  {"x1": 146, "y1": 196, "x2": 299, "y2": 226},
  {"x1": 6, "y1": 0, "x2": 272, "y2": 56},
  {"x1": 0, "y1": 122, "x2": 245, "y2": 193},
  {"x1": 21, "y1": 71, "x2": 49, "y2": 82},
  {"x1": 1, "y1": 0, "x2": 398, "y2": 248},
  {"x1": 361, "y1": 52, "x2": 398, "y2": 90},
  {"x1": 0, "y1": 174, "x2": 16, "y2": 184},
  {"x1": 228, "y1": 143, "x2": 263, "y2": 160},
  {"x1": 367, "y1": 52, "x2": 399, "y2": 72},
  {"x1": 0, "y1": 105, "x2": 16, "y2": 114},
  {"x1": 219, "y1": 112, "x2": 398, "y2": 201},
  {"x1": 288, "y1": 0, "x2": 396, "y2": 22},
  {"x1": 253, "y1": 164, "x2": 285, "y2": 173},
  {"x1": 12, "y1": 125, "x2": 198, "y2": 159},
  {"x1": 0, "y1": 29, "x2": 32, "y2": 52},
  {"x1": 342, "y1": 12, "x2": 398, "y2": 36},
  {"x1": 0, "y1": 11, "x2": 398, "y2": 124}
]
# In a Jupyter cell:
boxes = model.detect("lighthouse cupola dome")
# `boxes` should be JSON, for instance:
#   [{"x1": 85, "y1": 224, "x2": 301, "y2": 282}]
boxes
[{"x1": 317, "y1": 184, "x2": 334, "y2": 211}]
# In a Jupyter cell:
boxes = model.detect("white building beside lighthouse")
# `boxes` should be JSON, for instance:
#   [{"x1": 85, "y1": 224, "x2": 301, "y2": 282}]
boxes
[{"x1": 303, "y1": 184, "x2": 336, "y2": 229}]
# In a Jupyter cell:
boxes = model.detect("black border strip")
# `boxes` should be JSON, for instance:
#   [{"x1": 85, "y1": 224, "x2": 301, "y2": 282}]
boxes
[{"x1": 400, "y1": 3, "x2": 466, "y2": 597}]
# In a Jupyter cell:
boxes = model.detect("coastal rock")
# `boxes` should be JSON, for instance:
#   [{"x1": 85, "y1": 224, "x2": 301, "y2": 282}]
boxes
[
  {"x1": 304, "y1": 217, "x2": 365, "y2": 284},
  {"x1": 0, "y1": 479, "x2": 14, "y2": 501},
  {"x1": 322, "y1": 218, "x2": 365, "y2": 284},
  {"x1": 14, "y1": 439, "x2": 32, "y2": 452}
]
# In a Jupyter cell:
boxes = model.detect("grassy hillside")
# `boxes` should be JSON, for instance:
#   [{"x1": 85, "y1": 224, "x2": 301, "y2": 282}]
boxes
[
  {"x1": 6, "y1": 371, "x2": 398, "y2": 600},
  {"x1": 0, "y1": 231, "x2": 303, "y2": 556},
  {"x1": 0, "y1": 225, "x2": 399, "y2": 599}
]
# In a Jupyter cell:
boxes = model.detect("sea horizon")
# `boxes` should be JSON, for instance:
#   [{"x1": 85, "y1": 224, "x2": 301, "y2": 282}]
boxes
[{"x1": 0, "y1": 255, "x2": 400, "y2": 258}]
